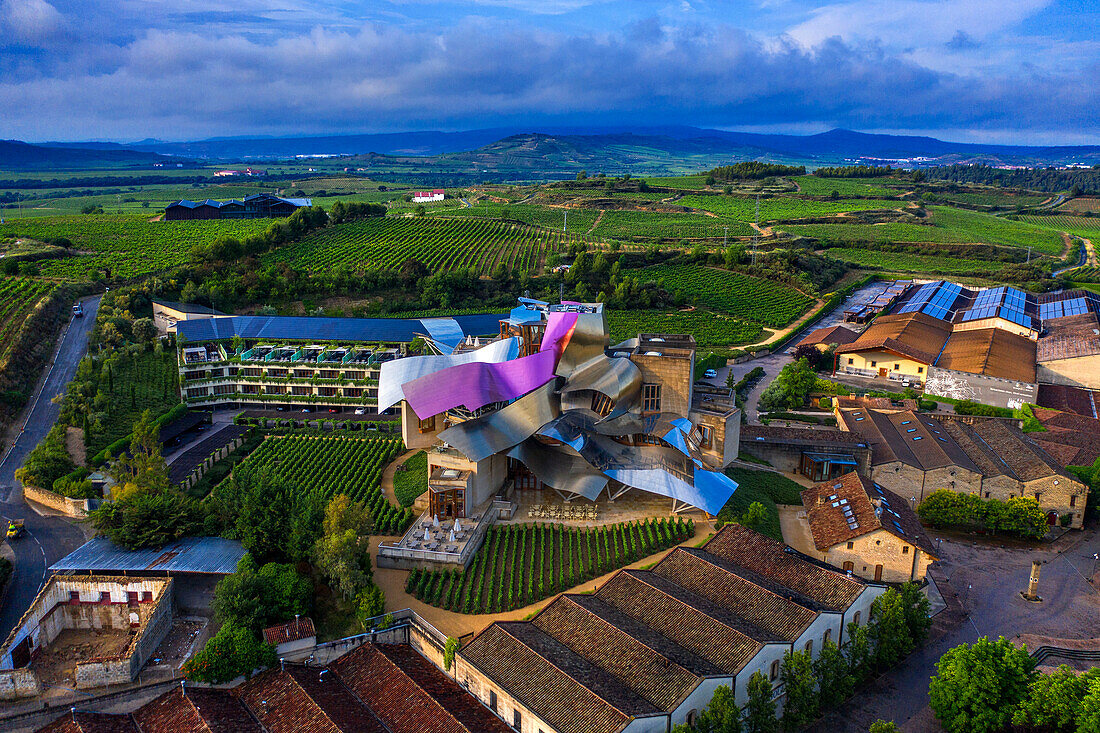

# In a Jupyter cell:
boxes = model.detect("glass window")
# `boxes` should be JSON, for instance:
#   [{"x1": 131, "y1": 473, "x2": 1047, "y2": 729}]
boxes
[{"x1": 642, "y1": 384, "x2": 662, "y2": 413}]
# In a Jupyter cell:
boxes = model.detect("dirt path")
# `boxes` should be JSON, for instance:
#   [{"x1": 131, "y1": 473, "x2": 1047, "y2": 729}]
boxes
[
  {"x1": 381, "y1": 449, "x2": 420, "y2": 508},
  {"x1": 736, "y1": 295, "x2": 827, "y2": 351},
  {"x1": 371, "y1": 520, "x2": 716, "y2": 639},
  {"x1": 750, "y1": 222, "x2": 774, "y2": 237},
  {"x1": 64, "y1": 427, "x2": 85, "y2": 467},
  {"x1": 586, "y1": 209, "x2": 606, "y2": 235},
  {"x1": 1084, "y1": 237, "x2": 1097, "y2": 267}
]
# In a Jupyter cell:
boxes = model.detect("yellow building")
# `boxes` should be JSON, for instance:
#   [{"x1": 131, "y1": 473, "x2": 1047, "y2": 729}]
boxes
[
  {"x1": 836, "y1": 311, "x2": 950, "y2": 383},
  {"x1": 800, "y1": 471, "x2": 938, "y2": 583}
]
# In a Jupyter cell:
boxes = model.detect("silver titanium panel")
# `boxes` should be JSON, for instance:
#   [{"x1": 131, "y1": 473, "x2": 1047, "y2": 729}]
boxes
[
  {"x1": 437, "y1": 380, "x2": 562, "y2": 463},
  {"x1": 554, "y1": 310, "x2": 610, "y2": 378},
  {"x1": 507, "y1": 440, "x2": 608, "y2": 500},
  {"x1": 560, "y1": 355, "x2": 642, "y2": 406}
]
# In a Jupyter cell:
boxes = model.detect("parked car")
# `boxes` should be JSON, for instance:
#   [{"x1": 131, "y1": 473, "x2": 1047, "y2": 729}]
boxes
[
  {"x1": 327, "y1": 408, "x2": 339, "y2": 414},
  {"x1": 301, "y1": 408, "x2": 312, "y2": 413},
  {"x1": 354, "y1": 408, "x2": 366, "y2": 415},
  {"x1": 704, "y1": 368, "x2": 718, "y2": 379}
]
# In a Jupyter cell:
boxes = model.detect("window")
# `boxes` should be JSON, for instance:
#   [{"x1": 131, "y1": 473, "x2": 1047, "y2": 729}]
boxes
[
  {"x1": 846, "y1": 541, "x2": 854, "y2": 550},
  {"x1": 490, "y1": 690, "x2": 497, "y2": 712},
  {"x1": 848, "y1": 358, "x2": 854, "y2": 365},
  {"x1": 984, "y1": 491, "x2": 991, "y2": 499},
  {"x1": 917, "y1": 367, "x2": 924, "y2": 374},
  {"x1": 824, "y1": 629, "x2": 832, "y2": 645},
  {"x1": 418, "y1": 415, "x2": 436, "y2": 433},
  {"x1": 1035, "y1": 492, "x2": 1042, "y2": 501},
  {"x1": 902, "y1": 545, "x2": 910, "y2": 554},
  {"x1": 513, "y1": 709, "x2": 522, "y2": 730},
  {"x1": 894, "y1": 363, "x2": 900, "y2": 371},
  {"x1": 699, "y1": 425, "x2": 713, "y2": 449},
  {"x1": 591, "y1": 392, "x2": 614, "y2": 417},
  {"x1": 1071, "y1": 495, "x2": 1078, "y2": 508},
  {"x1": 870, "y1": 361, "x2": 877, "y2": 367},
  {"x1": 686, "y1": 710, "x2": 699, "y2": 727},
  {"x1": 853, "y1": 611, "x2": 861, "y2": 626},
  {"x1": 804, "y1": 640, "x2": 813, "y2": 654},
  {"x1": 770, "y1": 660, "x2": 780, "y2": 680},
  {"x1": 642, "y1": 384, "x2": 662, "y2": 413}
]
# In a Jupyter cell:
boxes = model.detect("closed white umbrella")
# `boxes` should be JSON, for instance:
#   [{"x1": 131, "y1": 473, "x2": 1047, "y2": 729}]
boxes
[{"x1": 454, "y1": 518, "x2": 462, "y2": 532}]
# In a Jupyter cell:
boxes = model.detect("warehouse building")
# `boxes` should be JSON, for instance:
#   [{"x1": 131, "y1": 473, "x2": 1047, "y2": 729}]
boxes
[
  {"x1": 456, "y1": 524, "x2": 883, "y2": 733},
  {"x1": 163, "y1": 193, "x2": 312, "y2": 221}
]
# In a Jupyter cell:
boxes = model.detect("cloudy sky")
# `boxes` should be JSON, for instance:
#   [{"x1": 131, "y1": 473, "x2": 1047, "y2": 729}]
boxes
[{"x1": 1, "y1": 0, "x2": 1097, "y2": 143}]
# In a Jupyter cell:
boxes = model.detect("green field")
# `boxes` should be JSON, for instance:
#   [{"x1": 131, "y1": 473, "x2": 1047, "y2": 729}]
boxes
[
  {"x1": 1018, "y1": 215, "x2": 1100, "y2": 238},
  {"x1": 826, "y1": 248, "x2": 1005, "y2": 275},
  {"x1": 933, "y1": 191, "x2": 1048, "y2": 208},
  {"x1": 678, "y1": 195, "x2": 903, "y2": 221},
  {"x1": 0, "y1": 215, "x2": 273, "y2": 280},
  {"x1": 437, "y1": 202, "x2": 600, "y2": 234},
  {"x1": 393, "y1": 450, "x2": 427, "y2": 507},
  {"x1": 406, "y1": 518, "x2": 693, "y2": 614},
  {"x1": 231, "y1": 434, "x2": 408, "y2": 533},
  {"x1": 607, "y1": 310, "x2": 763, "y2": 346},
  {"x1": 266, "y1": 217, "x2": 579, "y2": 274},
  {"x1": 86, "y1": 350, "x2": 181, "y2": 455},
  {"x1": 0, "y1": 277, "x2": 56, "y2": 361},
  {"x1": 781, "y1": 221, "x2": 972, "y2": 244},
  {"x1": 635, "y1": 264, "x2": 814, "y2": 328},
  {"x1": 793, "y1": 176, "x2": 902, "y2": 197},
  {"x1": 1065, "y1": 267, "x2": 1100, "y2": 283},
  {"x1": 717, "y1": 467, "x2": 806, "y2": 541},
  {"x1": 927, "y1": 207, "x2": 1065, "y2": 254},
  {"x1": 590, "y1": 210, "x2": 754, "y2": 240}
]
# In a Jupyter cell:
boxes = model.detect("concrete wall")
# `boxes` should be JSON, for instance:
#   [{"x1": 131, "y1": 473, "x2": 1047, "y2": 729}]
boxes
[
  {"x1": 840, "y1": 350, "x2": 927, "y2": 380},
  {"x1": 673, "y1": 677, "x2": 732, "y2": 731},
  {"x1": 1037, "y1": 356, "x2": 1100, "y2": 390},
  {"x1": 401, "y1": 403, "x2": 443, "y2": 449},
  {"x1": 823, "y1": 529, "x2": 934, "y2": 583},
  {"x1": 689, "y1": 409, "x2": 741, "y2": 469},
  {"x1": 925, "y1": 367, "x2": 1038, "y2": 410},
  {"x1": 734, "y1": 644, "x2": 789, "y2": 708}
]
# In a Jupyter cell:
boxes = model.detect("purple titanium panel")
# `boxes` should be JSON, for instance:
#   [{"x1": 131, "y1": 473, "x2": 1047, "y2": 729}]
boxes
[
  {"x1": 540, "y1": 311, "x2": 578, "y2": 358},
  {"x1": 403, "y1": 349, "x2": 557, "y2": 416}
]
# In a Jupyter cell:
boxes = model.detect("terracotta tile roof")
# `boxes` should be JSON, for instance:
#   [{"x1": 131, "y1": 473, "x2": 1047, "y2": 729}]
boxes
[
  {"x1": 235, "y1": 665, "x2": 387, "y2": 733},
  {"x1": 834, "y1": 396, "x2": 917, "y2": 411},
  {"x1": 801, "y1": 472, "x2": 937, "y2": 556},
  {"x1": 703, "y1": 524, "x2": 867, "y2": 609},
  {"x1": 332, "y1": 643, "x2": 512, "y2": 733},
  {"x1": 1036, "y1": 386, "x2": 1100, "y2": 418},
  {"x1": 1029, "y1": 438, "x2": 1093, "y2": 467},
  {"x1": 532, "y1": 594, "x2": 717, "y2": 711},
  {"x1": 652, "y1": 548, "x2": 818, "y2": 641},
  {"x1": 797, "y1": 325, "x2": 859, "y2": 348},
  {"x1": 965, "y1": 420, "x2": 1075, "y2": 482},
  {"x1": 595, "y1": 570, "x2": 770, "y2": 669},
  {"x1": 839, "y1": 409, "x2": 981, "y2": 474},
  {"x1": 37, "y1": 713, "x2": 137, "y2": 733},
  {"x1": 837, "y1": 312, "x2": 953, "y2": 364},
  {"x1": 1037, "y1": 313, "x2": 1100, "y2": 362},
  {"x1": 263, "y1": 617, "x2": 316, "y2": 646},
  {"x1": 132, "y1": 688, "x2": 262, "y2": 733},
  {"x1": 741, "y1": 424, "x2": 867, "y2": 448},
  {"x1": 934, "y1": 328, "x2": 1037, "y2": 383},
  {"x1": 1026, "y1": 410, "x2": 1100, "y2": 466},
  {"x1": 460, "y1": 622, "x2": 653, "y2": 733}
]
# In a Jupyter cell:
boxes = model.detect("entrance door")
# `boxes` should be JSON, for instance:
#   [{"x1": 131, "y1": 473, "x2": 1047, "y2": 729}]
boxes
[
  {"x1": 10, "y1": 636, "x2": 31, "y2": 668},
  {"x1": 1047, "y1": 511, "x2": 1059, "y2": 526},
  {"x1": 843, "y1": 561, "x2": 854, "y2": 573},
  {"x1": 878, "y1": 368, "x2": 888, "y2": 378},
  {"x1": 874, "y1": 564, "x2": 884, "y2": 581}
]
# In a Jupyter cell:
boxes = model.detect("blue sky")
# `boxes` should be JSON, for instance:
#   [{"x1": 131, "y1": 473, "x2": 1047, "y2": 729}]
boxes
[{"x1": 0, "y1": 0, "x2": 1097, "y2": 143}]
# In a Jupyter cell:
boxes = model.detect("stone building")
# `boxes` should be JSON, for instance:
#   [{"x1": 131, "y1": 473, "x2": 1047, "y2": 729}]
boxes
[
  {"x1": 800, "y1": 471, "x2": 938, "y2": 583},
  {"x1": 739, "y1": 424, "x2": 872, "y2": 481},
  {"x1": 837, "y1": 408, "x2": 1086, "y2": 528},
  {"x1": 456, "y1": 525, "x2": 883, "y2": 733}
]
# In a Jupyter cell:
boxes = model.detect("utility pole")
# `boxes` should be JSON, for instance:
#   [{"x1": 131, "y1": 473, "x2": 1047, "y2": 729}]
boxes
[
  {"x1": 1027, "y1": 246, "x2": 1031, "y2": 264},
  {"x1": 563, "y1": 209, "x2": 568, "y2": 233},
  {"x1": 723, "y1": 226, "x2": 728, "y2": 248},
  {"x1": 752, "y1": 195, "x2": 760, "y2": 266}
]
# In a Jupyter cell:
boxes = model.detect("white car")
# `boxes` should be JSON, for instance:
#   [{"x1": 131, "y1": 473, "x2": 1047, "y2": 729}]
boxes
[
  {"x1": 704, "y1": 369, "x2": 718, "y2": 379},
  {"x1": 354, "y1": 408, "x2": 366, "y2": 415}
]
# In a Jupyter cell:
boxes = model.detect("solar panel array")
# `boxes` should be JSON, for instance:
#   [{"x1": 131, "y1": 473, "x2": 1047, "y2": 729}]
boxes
[
  {"x1": 897, "y1": 280, "x2": 965, "y2": 320},
  {"x1": 1039, "y1": 296, "x2": 1092, "y2": 320},
  {"x1": 957, "y1": 285, "x2": 1034, "y2": 328}
]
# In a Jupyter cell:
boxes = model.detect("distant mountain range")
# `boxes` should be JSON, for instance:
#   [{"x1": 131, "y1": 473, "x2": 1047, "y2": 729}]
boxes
[{"x1": 4, "y1": 128, "x2": 1099, "y2": 173}]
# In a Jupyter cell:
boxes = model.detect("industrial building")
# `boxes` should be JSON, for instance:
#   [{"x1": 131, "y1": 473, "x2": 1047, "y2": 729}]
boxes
[
  {"x1": 456, "y1": 524, "x2": 883, "y2": 733},
  {"x1": 163, "y1": 193, "x2": 312, "y2": 221},
  {"x1": 835, "y1": 281, "x2": 1100, "y2": 409}
]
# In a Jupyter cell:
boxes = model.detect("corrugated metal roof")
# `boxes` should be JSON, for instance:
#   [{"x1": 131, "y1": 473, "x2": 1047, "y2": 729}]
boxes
[
  {"x1": 175, "y1": 313, "x2": 506, "y2": 344},
  {"x1": 50, "y1": 536, "x2": 246, "y2": 575}
]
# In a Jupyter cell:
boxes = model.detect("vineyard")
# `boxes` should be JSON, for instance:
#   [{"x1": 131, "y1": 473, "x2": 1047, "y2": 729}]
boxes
[
  {"x1": 678, "y1": 195, "x2": 903, "y2": 221},
  {"x1": 933, "y1": 191, "x2": 1048, "y2": 208},
  {"x1": 85, "y1": 350, "x2": 181, "y2": 455},
  {"x1": 716, "y1": 467, "x2": 806, "y2": 541},
  {"x1": 641, "y1": 175, "x2": 710, "y2": 190},
  {"x1": 634, "y1": 264, "x2": 814, "y2": 328},
  {"x1": 1067, "y1": 266, "x2": 1100, "y2": 283},
  {"x1": 437, "y1": 202, "x2": 601, "y2": 234},
  {"x1": 607, "y1": 310, "x2": 763, "y2": 346},
  {"x1": 0, "y1": 277, "x2": 56, "y2": 362},
  {"x1": 791, "y1": 176, "x2": 902, "y2": 197},
  {"x1": 825, "y1": 248, "x2": 1006, "y2": 275},
  {"x1": 781, "y1": 222, "x2": 977, "y2": 244},
  {"x1": 927, "y1": 207, "x2": 1065, "y2": 254},
  {"x1": 405, "y1": 518, "x2": 694, "y2": 614},
  {"x1": 265, "y1": 217, "x2": 580, "y2": 274},
  {"x1": 393, "y1": 450, "x2": 427, "y2": 507},
  {"x1": 1018, "y1": 215, "x2": 1100, "y2": 238},
  {"x1": 230, "y1": 435, "x2": 409, "y2": 533},
  {"x1": 2, "y1": 215, "x2": 273, "y2": 281},
  {"x1": 590, "y1": 210, "x2": 754, "y2": 241}
]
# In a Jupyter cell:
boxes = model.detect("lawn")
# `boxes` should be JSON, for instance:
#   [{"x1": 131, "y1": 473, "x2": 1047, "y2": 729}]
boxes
[
  {"x1": 393, "y1": 450, "x2": 427, "y2": 507},
  {"x1": 793, "y1": 176, "x2": 904, "y2": 197},
  {"x1": 716, "y1": 467, "x2": 806, "y2": 541}
]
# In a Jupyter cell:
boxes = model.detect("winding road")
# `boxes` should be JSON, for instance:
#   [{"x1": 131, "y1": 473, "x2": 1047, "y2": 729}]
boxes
[{"x1": 0, "y1": 295, "x2": 101, "y2": 643}]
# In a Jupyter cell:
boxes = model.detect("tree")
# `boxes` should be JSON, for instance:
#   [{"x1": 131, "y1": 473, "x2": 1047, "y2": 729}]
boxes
[
  {"x1": 576, "y1": 170, "x2": 588, "y2": 180},
  {"x1": 928, "y1": 636, "x2": 1035, "y2": 733},
  {"x1": 759, "y1": 358, "x2": 818, "y2": 412},
  {"x1": 219, "y1": 467, "x2": 322, "y2": 563},
  {"x1": 182, "y1": 620, "x2": 275, "y2": 683},
  {"x1": 314, "y1": 528, "x2": 371, "y2": 600},
  {"x1": 444, "y1": 637, "x2": 460, "y2": 672},
  {"x1": 692, "y1": 685, "x2": 742, "y2": 733},
  {"x1": 744, "y1": 671, "x2": 780, "y2": 733},
  {"x1": 1078, "y1": 676, "x2": 1100, "y2": 732},
  {"x1": 899, "y1": 582, "x2": 932, "y2": 645},
  {"x1": 132, "y1": 318, "x2": 157, "y2": 342},
  {"x1": 212, "y1": 556, "x2": 311, "y2": 634},
  {"x1": 739, "y1": 502, "x2": 770, "y2": 534},
  {"x1": 15, "y1": 424, "x2": 75, "y2": 490},
  {"x1": 843, "y1": 622, "x2": 873, "y2": 682},
  {"x1": 1012, "y1": 665, "x2": 1097, "y2": 731},
  {"x1": 780, "y1": 650, "x2": 818, "y2": 731},
  {"x1": 814, "y1": 638, "x2": 853, "y2": 710},
  {"x1": 108, "y1": 410, "x2": 170, "y2": 493},
  {"x1": 868, "y1": 722, "x2": 898, "y2": 733},
  {"x1": 415, "y1": 204, "x2": 426, "y2": 217},
  {"x1": 870, "y1": 589, "x2": 914, "y2": 668},
  {"x1": 90, "y1": 487, "x2": 202, "y2": 550}
]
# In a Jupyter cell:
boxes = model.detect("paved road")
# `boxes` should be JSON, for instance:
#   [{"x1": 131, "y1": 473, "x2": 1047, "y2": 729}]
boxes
[{"x1": 0, "y1": 295, "x2": 101, "y2": 643}]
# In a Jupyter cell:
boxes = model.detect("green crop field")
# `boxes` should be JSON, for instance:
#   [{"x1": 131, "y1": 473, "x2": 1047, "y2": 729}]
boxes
[
  {"x1": 590, "y1": 210, "x2": 754, "y2": 241},
  {"x1": 437, "y1": 202, "x2": 601, "y2": 234},
  {"x1": 607, "y1": 310, "x2": 763, "y2": 346},
  {"x1": 231, "y1": 434, "x2": 409, "y2": 533},
  {"x1": 1065, "y1": 266, "x2": 1100, "y2": 283},
  {"x1": 646, "y1": 175, "x2": 711, "y2": 190},
  {"x1": 927, "y1": 207, "x2": 1064, "y2": 254},
  {"x1": 792, "y1": 176, "x2": 902, "y2": 197},
  {"x1": 0, "y1": 215, "x2": 272, "y2": 281},
  {"x1": 826, "y1": 248, "x2": 1005, "y2": 275},
  {"x1": 1018, "y1": 215, "x2": 1100, "y2": 238},
  {"x1": 634, "y1": 264, "x2": 814, "y2": 328},
  {"x1": 934, "y1": 192, "x2": 1048, "y2": 208},
  {"x1": 678, "y1": 195, "x2": 903, "y2": 221},
  {"x1": 780, "y1": 221, "x2": 971, "y2": 244},
  {"x1": 266, "y1": 217, "x2": 580, "y2": 274},
  {"x1": 86, "y1": 350, "x2": 181, "y2": 455},
  {"x1": 717, "y1": 467, "x2": 805, "y2": 541},
  {"x1": 0, "y1": 277, "x2": 56, "y2": 361},
  {"x1": 393, "y1": 450, "x2": 427, "y2": 507},
  {"x1": 406, "y1": 518, "x2": 694, "y2": 614}
]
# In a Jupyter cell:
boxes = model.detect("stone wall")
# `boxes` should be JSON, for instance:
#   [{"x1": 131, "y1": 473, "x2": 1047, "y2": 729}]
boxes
[
  {"x1": 630, "y1": 352, "x2": 693, "y2": 417},
  {"x1": 23, "y1": 484, "x2": 90, "y2": 518},
  {"x1": 823, "y1": 528, "x2": 934, "y2": 583},
  {"x1": 1037, "y1": 357, "x2": 1100, "y2": 390},
  {"x1": 0, "y1": 668, "x2": 39, "y2": 701},
  {"x1": 739, "y1": 438, "x2": 871, "y2": 477}
]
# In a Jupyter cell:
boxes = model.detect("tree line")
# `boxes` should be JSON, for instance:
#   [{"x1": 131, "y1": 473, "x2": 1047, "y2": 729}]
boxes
[
  {"x1": 707, "y1": 163, "x2": 807, "y2": 181},
  {"x1": 813, "y1": 165, "x2": 895, "y2": 178},
  {"x1": 922, "y1": 165, "x2": 1100, "y2": 194}
]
